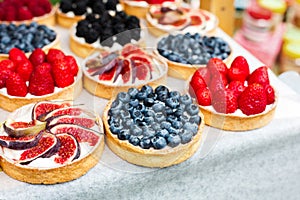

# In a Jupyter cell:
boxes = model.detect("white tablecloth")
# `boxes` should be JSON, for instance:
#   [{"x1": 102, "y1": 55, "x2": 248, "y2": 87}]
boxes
[{"x1": 0, "y1": 25, "x2": 300, "y2": 200}]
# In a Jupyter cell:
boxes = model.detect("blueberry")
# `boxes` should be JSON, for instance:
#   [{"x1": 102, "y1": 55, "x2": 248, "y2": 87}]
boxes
[
  {"x1": 144, "y1": 109, "x2": 155, "y2": 117},
  {"x1": 168, "y1": 91, "x2": 180, "y2": 99},
  {"x1": 109, "y1": 122, "x2": 123, "y2": 135},
  {"x1": 179, "y1": 94, "x2": 193, "y2": 105},
  {"x1": 143, "y1": 127, "x2": 156, "y2": 137},
  {"x1": 129, "y1": 99, "x2": 139, "y2": 107},
  {"x1": 141, "y1": 85, "x2": 153, "y2": 95},
  {"x1": 110, "y1": 99, "x2": 123, "y2": 110},
  {"x1": 147, "y1": 92, "x2": 157, "y2": 100},
  {"x1": 118, "y1": 129, "x2": 130, "y2": 140},
  {"x1": 167, "y1": 126, "x2": 179, "y2": 135},
  {"x1": 165, "y1": 97, "x2": 180, "y2": 109},
  {"x1": 136, "y1": 91, "x2": 147, "y2": 100},
  {"x1": 122, "y1": 118, "x2": 134, "y2": 128},
  {"x1": 151, "y1": 123, "x2": 161, "y2": 131},
  {"x1": 183, "y1": 122, "x2": 198, "y2": 135},
  {"x1": 167, "y1": 134, "x2": 181, "y2": 147},
  {"x1": 123, "y1": 103, "x2": 134, "y2": 114},
  {"x1": 174, "y1": 105, "x2": 185, "y2": 117},
  {"x1": 136, "y1": 103, "x2": 146, "y2": 113},
  {"x1": 164, "y1": 107, "x2": 173, "y2": 115},
  {"x1": 156, "y1": 129, "x2": 170, "y2": 139},
  {"x1": 155, "y1": 85, "x2": 169, "y2": 95},
  {"x1": 129, "y1": 135, "x2": 140, "y2": 146},
  {"x1": 152, "y1": 102, "x2": 164, "y2": 112},
  {"x1": 131, "y1": 108, "x2": 143, "y2": 120},
  {"x1": 139, "y1": 137, "x2": 152, "y2": 149},
  {"x1": 161, "y1": 121, "x2": 171, "y2": 130},
  {"x1": 151, "y1": 136, "x2": 167, "y2": 149},
  {"x1": 189, "y1": 115, "x2": 201, "y2": 125},
  {"x1": 180, "y1": 130, "x2": 193, "y2": 144},
  {"x1": 166, "y1": 115, "x2": 177, "y2": 123},
  {"x1": 172, "y1": 120, "x2": 183, "y2": 129},
  {"x1": 144, "y1": 116, "x2": 154, "y2": 125},
  {"x1": 120, "y1": 110, "x2": 130, "y2": 119},
  {"x1": 130, "y1": 125, "x2": 143, "y2": 136},
  {"x1": 186, "y1": 104, "x2": 199, "y2": 116},
  {"x1": 117, "y1": 92, "x2": 130, "y2": 103},
  {"x1": 155, "y1": 113, "x2": 166, "y2": 123},
  {"x1": 144, "y1": 97, "x2": 155, "y2": 107}
]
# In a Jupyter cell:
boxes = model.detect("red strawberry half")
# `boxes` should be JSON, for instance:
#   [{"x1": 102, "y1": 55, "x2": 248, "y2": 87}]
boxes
[
  {"x1": 247, "y1": 66, "x2": 270, "y2": 87},
  {"x1": 6, "y1": 72, "x2": 28, "y2": 97},
  {"x1": 228, "y1": 56, "x2": 250, "y2": 82},
  {"x1": 212, "y1": 89, "x2": 238, "y2": 114}
]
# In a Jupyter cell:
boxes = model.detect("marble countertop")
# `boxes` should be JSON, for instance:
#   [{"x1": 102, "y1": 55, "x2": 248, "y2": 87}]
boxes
[{"x1": 0, "y1": 25, "x2": 300, "y2": 200}]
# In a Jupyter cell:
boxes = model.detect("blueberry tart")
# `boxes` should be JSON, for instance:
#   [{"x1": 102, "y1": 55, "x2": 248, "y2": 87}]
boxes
[
  {"x1": 0, "y1": 101, "x2": 104, "y2": 184},
  {"x1": 155, "y1": 32, "x2": 233, "y2": 80},
  {"x1": 102, "y1": 85, "x2": 204, "y2": 168},
  {"x1": 83, "y1": 44, "x2": 167, "y2": 99},
  {"x1": 70, "y1": 12, "x2": 145, "y2": 58}
]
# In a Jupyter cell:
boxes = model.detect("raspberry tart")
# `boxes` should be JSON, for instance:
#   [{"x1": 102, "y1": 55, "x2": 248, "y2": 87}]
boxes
[
  {"x1": 155, "y1": 32, "x2": 232, "y2": 80},
  {"x1": 0, "y1": 48, "x2": 82, "y2": 112},
  {"x1": 0, "y1": 100, "x2": 104, "y2": 184},
  {"x1": 83, "y1": 44, "x2": 167, "y2": 99},
  {"x1": 103, "y1": 85, "x2": 204, "y2": 168},
  {"x1": 70, "y1": 11, "x2": 144, "y2": 58},
  {"x1": 188, "y1": 56, "x2": 277, "y2": 131},
  {"x1": 56, "y1": 0, "x2": 119, "y2": 28},
  {"x1": 0, "y1": 22, "x2": 60, "y2": 61},
  {"x1": 0, "y1": 0, "x2": 57, "y2": 26}
]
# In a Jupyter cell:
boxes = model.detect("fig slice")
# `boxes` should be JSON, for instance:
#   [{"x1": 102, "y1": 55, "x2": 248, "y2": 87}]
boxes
[
  {"x1": 86, "y1": 52, "x2": 118, "y2": 70},
  {"x1": 46, "y1": 115, "x2": 96, "y2": 129},
  {"x1": 18, "y1": 131, "x2": 59, "y2": 164},
  {"x1": 3, "y1": 118, "x2": 46, "y2": 138},
  {"x1": 121, "y1": 44, "x2": 146, "y2": 58},
  {"x1": 90, "y1": 57, "x2": 118, "y2": 76},
  {"x1": 54, "y1": 133, "x2": 80, "y2": 164},
  {"x1": 120, "y1": 58, "x2": 132, "y2": 84},
  {"x1": 41, "y1": 106, "x2": 91, "y2": 122},
  {"x1": 32, "y1": 101, "x2": 73, "y2": 121},
  {"x1": 134, "y1": 61, "x2": 151, "y2": 81},
  {"x1": 0, "y1": 130, "x2": 43, "y2": 150},
  {"x1": 49, "y1": 124, "x2": 101, "y2": 146}
]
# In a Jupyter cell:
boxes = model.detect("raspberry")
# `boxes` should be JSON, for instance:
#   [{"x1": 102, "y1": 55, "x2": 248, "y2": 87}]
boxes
[
  {"x1": 52, "y1": 59, "x2": 74, "y2": 88},
  {"x1": 6, "y1": 72, "x2": 28, "y2": 97}
]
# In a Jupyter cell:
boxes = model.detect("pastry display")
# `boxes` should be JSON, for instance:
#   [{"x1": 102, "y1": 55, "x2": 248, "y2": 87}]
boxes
[
  {"x1": 70, "y1": 12, "x2": 144, "y2": 58},
  {"x1": 0, "y1": 0, "x2": 57, "y2": 26},
  {"x1": 156, "y1": 32, "x2": 232, "y2": 80},
  {"x1": 121, "y1": 0, "x2": 176, "y2": 18},
  {"x1": 189, "y1": 56, "x2": 277, "y2": 131},
  {"x1": 103, "y1": 85, "x2": 204, "y2": 168},
  {"x1": 0, "y1": 48, "x2": 82, "y2": 112},
  {"x1": 0, "y1": 22, "x2": 59, "y2": 61},
  {"x1": 146, "y1": 3, "x2": 218, "y2": 37},
  {"x1": 56, "y1": 0, "x2": 119, "y2": 28},
  {"x1": 83, "y1": 44, "x2": 167, "y2": 99},
  {"x1": 0, "y1": 100, "x2": 104, "y2": 184}
]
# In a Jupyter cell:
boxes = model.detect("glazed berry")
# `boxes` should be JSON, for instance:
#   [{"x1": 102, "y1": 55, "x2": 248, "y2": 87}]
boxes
[
  {"x1": 128, "y1": 87, "x2": 139, "y2": 98},
  {"x1": 167, "y1": 134, "x2": 181, "y2": 148},
  {"x1": 179, "y1": 94, "x2": 193, "y2": 105},
  {"x1": 118, "y1": 129, "x2": 131, "y2": 140},
  {"x1": 130, "y1": 125, "x2": 143, "y2": 136},
  {"x1": 117, "y1": 92, "x2": 131, "y2": 103},
  {"x1": 161, "y1": 121, "x2": 171, "y2": 130},
  {"x1": 144, "y1": 97, "x2": 155, "y2": 107},
  {"x1": 165, "y1": 97, "x2": 180, "y2": 109},
  {"x1": 183, "y1": 122, "x2": 198, "y2": 135},
  {"x1": 110, "y1": 122, "x2": 123, "y2": 135},
  {"x1": 180, "y1": 130, "x2": 193, "y2": 144},
  {"x1": 155, "y1": 113, "x2": 166, "y2": 123},
  {"x1": 186, "y1": 104, "x2": 199, "y2": 116},
  {"x1": 152, "y1": 102, "x2": 165, "y2": 112},
  {"x1": 189, "y1": 115, "x2": 201, "y2": 125},
  {"x1": 141, "y1": 85, "x2": 153, "y2": 95},
  {"x1": 129, "y1": 99, "x2": 139, "y2": 107},
  {"x1": 136, "y1": 91, "x2": 147, "y2": 100},
  {"x1": 139, "y1": 137, "x2": 152, "y2": 149},
  {"x1": 151, "y1": 136, "x2": 167, "y2": 149},
  {"x1": 143, "y1": 127, "x2": 156, "y2": 137},
  {"x1": 129, "y1": 135, "x2": 140, "y2": 146},
  {"x1": 156, "y1": 129, "x2": 170, "y2": 139},
  {"x1": 172, "y1": 120, "x2": 183, "y2": 129}
]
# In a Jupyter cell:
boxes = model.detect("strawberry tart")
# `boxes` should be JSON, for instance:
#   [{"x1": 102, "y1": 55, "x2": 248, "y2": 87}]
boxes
[
  {"x1": 146, "y1": 3, "x2": 218, "y2": 37},
  {"x1": 70, "y1": 12, "x2": 144, "y2": 58},
  {"x1": 0, "y1": 0, "x2": 57, "y2": 26},
  {"x1": 0, "y1": 48, "x2": 82, "y2": 112},
  {"x1": 83, "y1": 44, "x2": 168, "y2": 99},
  {"x1": 103, "y1": 85, "x2": 204, "y2": 167},
  {"x1": 156, "y1": 32, "x2": 232, "y2": 80},
  {"x1": 0, "y1": 101, "x2": 104, "y2": 184},
  {"x1": 188, "y1": 56, "x2": 277, "y2": 131}
]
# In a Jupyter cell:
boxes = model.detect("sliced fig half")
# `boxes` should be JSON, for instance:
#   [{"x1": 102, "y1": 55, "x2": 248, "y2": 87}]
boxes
[
  {"x1": 32, "y1": 101, "x2": 73, "y2": 121},
  {"x1": 49, "y1": 124, "x2": 100, "y2": 146},
  {"x1": 3, "y1": 119, "x2": 46, "y2": 138},
  {"x1": 17, "y1": 131, "x2": 59, "y2": 164},
  {"x1": 0, "y1": 130, "x2": 43, "y2": 150},
  {"x1": 121, "y1": 44, "x2": 146, "y2": 58},
  {"x1": 54, "y1": 133, "x2": 80, "y2": 165},
  {"x1": 134, "y1": 61, "x2": 151, "y2": 81},
  {"x1": 120, "y1": 58, "x2": 132, "y2": 84},
  {"x1": 46, "y1": 115, "x2": 96, "y2": 129},
  {"x1": 41, "y1": 107, "x2": 85, "y2": 122}
]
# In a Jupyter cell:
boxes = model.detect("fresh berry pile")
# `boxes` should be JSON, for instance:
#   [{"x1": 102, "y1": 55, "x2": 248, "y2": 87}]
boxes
[
  {"x1": 75, "y1": 12, "x2": 140, "y2": 47},
  {"x1": 157, "y1": 33, "x2": 231, "y2": 65},
  {"x1": 108, "y1": 85, "x2": 202, "y2": 150},
  {"x1": 0, "y1": 48, "x2": 79, "y2": 97},
  {"x1": 189, "y1": 56, "x2": 276, "y2": 115},
  {"x1": 60, "y1": 0, "x2": 118, "y2": 15},
  {"x1": 0, "y1": 22, "x2": 56, "y2": 54},
  {"x1": 0, "y1": 0, "x2": 52, "y2": 21}
]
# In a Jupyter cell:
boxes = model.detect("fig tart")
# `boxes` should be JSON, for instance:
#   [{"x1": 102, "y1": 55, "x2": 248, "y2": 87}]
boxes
[
  {"x1": 188, "y1": 56, "x2": 277, "y2": 131},
  {"x1": 103, "y1": 85, "x2": 204, "y2": 168},
  {"x1": 0, "y1": 48, "x2": 82, "y2": 112},
  {"x1": 83, "y1": 44, "x2": 168, "y2": 99},
  {"x1": 155, "y1": 32, "x2": 232, "y2": 80},
  {"x1": 0, "y1": 101, "x2": 104, "y2": 184}
]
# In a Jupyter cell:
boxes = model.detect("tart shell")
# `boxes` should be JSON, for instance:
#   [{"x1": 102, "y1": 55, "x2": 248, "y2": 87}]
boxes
[
  {"x1": 120, "y1": 0, "x2": 149, "y2": 18},
  {"x1": 102, "y1": 100, "x2": 205, "y2": 168},
  {"x1": 56, "y1": 9, "x2": 85, "y2": 28},
  {"x1": 0, "y1": 67, "x2": 82, "y2": 112}
]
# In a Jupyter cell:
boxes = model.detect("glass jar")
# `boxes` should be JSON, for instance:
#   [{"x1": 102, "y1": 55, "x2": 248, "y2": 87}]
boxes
[{"x1": 280, "y1": 42, "x2": 300, "y2": 73}]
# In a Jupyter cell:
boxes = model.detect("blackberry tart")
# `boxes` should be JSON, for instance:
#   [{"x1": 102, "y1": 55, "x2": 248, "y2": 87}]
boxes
[
  {"x1": 83, "y1": 44, "x2": 167, "y2": 99},
  {"x1": 70, "y1": 12, "x2": 144, "y2": 58},
  {"x1": 56, "y1": 0, "x2": 119, "y2": 28},
  {"x1": 102, "y1": 85, "x2": 204, "y2": 168},
  {"x1": 0, "y1": 101, "x2": 104, "y2": 184},
  {"x1": 155, "y1": 32, "x2": 232, "y2": 80}
]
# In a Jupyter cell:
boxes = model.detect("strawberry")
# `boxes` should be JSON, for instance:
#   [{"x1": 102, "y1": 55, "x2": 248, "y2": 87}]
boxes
[
  {"x1": 212, "y1": 89, "x2": 238, "y2": 114},
  {"x1": 208, "y1": 73, "x2": 227, "y2": 95},
  {"x1": 64, "y1": 55, "x2": 79, "y2": 76},
  {"x1": 196, "y1": 87, "x2": 211, "y2": 106},
  {"x1": 238, "y1": 83, "x2": 267, "y2": 115},
  {"x1": 28, "y1": 63, "x2": 54, "y2": 96},
  {"x1": 29, "y1": 48, "x2": 46, "y2": 67},
  {"x1": 46, "y1": 49, "x2": 65, "y2": 64},
  {"x1": 52, "y1": 60, "x2": 74, "y2": 88},
  {"x1": 0, "y1": 59, "x2": 16, "y2": 72},
  {"x1": 9, "y1": 48, "x2": 28, "y2": 64},
  {"x1": 207, "y1": 57, "x2": 228, "y2": 78},
  {"x1": 4, "y1": 6, "x2": 16, "y2": 21},
  {"x1": 227, "y1": 80, "x2": 246, "y2": 98},
  {"x1": 247, "y1": 66, "x2": 270, "y2": 87},
  {"x1": 189, "y1": 72, "x2": 207, "y2": 97},
  {"x1": 31, "y1": 7, "x2": 46, "y2": 17},
  {"x1": 6, "y1": 72, "x2": 28, "y2": 97},
  {"x1": 265, "y1": 84, "x2": 275, "y2": 104},
  {"x1": 16, "y1": 59, "x2": 33, "y2": 82},
  {"x1": 195, "y1": 67, "x2": 211, "y2": 85},
  {"x1": 0, "y1": 69, "x2": 13, "y2": 89},
  {"x1": 228, "y1": 56, "x2": 250, "y2": 82},
  {"x1": 17, "y1": 7, "x2": 33, "y2": 21}
]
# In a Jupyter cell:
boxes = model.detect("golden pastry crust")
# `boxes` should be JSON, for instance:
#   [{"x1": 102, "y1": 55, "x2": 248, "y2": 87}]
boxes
[
  {"x1": 0, "y1": 67, "x2": 82, "y2": 112},
  {"x1": 102, "y1": 100, "x2": 205, "y2": 168},
  {"x1": 120, "y1": 0, "x2": 150, "y2": 18},
  {"x1": 56, "y1": 9, "x2": 85, "y2": 28}
]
